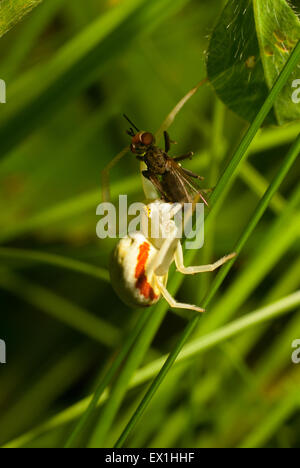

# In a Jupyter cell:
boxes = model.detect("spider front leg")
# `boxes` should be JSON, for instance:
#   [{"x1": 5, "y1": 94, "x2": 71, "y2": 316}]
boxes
[
  {"x1": 175, "y1": 242, "x2": 236, "y2": 275},
  {"x1": 101, "y1": 146, "x2": 130, "y2": 202},
  {"x1": 147, "y1": 231, "x2": 205, "y2": 313}
]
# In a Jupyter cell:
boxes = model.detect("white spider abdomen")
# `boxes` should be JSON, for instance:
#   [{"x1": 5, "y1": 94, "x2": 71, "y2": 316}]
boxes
[{"x1": 110, "y1": 232, "x2": 163, "y2": 308}]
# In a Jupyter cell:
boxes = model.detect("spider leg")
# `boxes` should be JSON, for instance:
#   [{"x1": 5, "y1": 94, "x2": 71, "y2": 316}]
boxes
[
  {"x1": 101, "y1": 146, "x2": 130, "y2": 202},
  {"x1": 155, "y1": 79, "x2": 207, "y2": 142},
  {"x1": 145, "y1": 228, "x2": 179, "y2": 277},
  {"x1": 155, "y1": 277, "x2": 205, "y2": 313},
  {"x1": 175, "y1": 242, "x2": 237, "y2": 274}
]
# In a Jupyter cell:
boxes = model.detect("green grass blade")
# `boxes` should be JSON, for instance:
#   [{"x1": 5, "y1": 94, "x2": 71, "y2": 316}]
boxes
[
  {"x1": 0, "y1": 343, "x2": 93, "y2": 445},
  {"x1": 200, "y1": 184, "x2": 300, "y2": 335},
  {"x1": 239, "y1": 161, "x2": 286, "y2": 214},
  {"x1": 0, "y1": 139, "x2": 288, "y2": 245},
  {"x1": 208, "y1": 40, "x2": 300, "y2": 215},
  {"x1": 0, "y1": 270, "x2": 120, "y2": 346},
  {"x1": 179, "y1": 291, "x2": 300, "y2": 363},
  {"x1": 0, "y1": 247, "x2": 109, "y2": 282},
  {"x1": 64, "y1": 308, "x2": 153, "y2": 448},
  {"x1": 2, "y1": 0, "x2": 63, "y2": 79},
  {"x1": 87, "y1": 300, "x2": 169, "y2": 447},
  {"x1": 115, "y1": 290, "x2": 300, "y2": 446},
  {"x1": 3, "y1": 0, "x2": 300, "y2": 449},
  {"x1": 6, "y1": 289, "x2": 300, "y2": 448},
  {"x1": 251, "y1": 122, "x2": 300, "y2": 153},
  {"x1": 203, "y1": 133, "x2": 300, "y2": 308},
  {"x1": 0, "y1": 175, "x2": 139, "y2": 243},
  {"x1": 239, "y1": 386, "x2": 300, "y2": 448},
  {"x1": 112, "y1": 38, "x2": 300, "y2": 444}
]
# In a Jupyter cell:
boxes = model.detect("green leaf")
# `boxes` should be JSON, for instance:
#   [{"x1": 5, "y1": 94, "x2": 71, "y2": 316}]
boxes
[
  {"x1": 0, "y1": 0, "x2": 42, "y2": 38},
  {"x1": 207, "y1": 0, "x2": 300, "y2": 125}
]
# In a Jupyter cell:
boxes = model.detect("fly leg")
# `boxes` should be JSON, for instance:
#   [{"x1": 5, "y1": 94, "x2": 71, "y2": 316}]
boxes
[
  {"x1": 181, "y1": 167, "x2": 205, "y2": 181},
  {"x1": 164, "y1": 131, "x2": 177, "y2": 153},
  {"x1": 164, "y1": 131, "x2": 171, "y2": 153},
  {"x1": 173, "y1": 152, "x2": 194, "y2": 162}
]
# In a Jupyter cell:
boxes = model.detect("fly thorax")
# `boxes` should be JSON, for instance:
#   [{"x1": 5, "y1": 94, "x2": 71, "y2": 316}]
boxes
[{"x1": 145, "y1": 149, "x2": 166, "y2": 174}]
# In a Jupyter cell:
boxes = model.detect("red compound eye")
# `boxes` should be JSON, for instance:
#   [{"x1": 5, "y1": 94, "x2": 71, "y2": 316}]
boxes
[
  {"x1": 131, "y1": 132, "x2": 144, "y2": 146},
  {"x1": 131, "y1": 131, "x2": 155, "y2": 147},
  {"x1": 140, "y1": 132, "x2": 155, "y2": 146}
]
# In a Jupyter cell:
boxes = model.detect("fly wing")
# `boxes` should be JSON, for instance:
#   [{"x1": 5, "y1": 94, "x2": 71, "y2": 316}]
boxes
[{"x1": 168, "y1": 160, "x2": 209, "y2": 206}]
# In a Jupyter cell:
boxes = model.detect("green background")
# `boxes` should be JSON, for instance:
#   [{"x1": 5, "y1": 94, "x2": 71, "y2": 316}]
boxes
[{"x1": 0, "y1": 0, "x2": 299, "y2": 448}]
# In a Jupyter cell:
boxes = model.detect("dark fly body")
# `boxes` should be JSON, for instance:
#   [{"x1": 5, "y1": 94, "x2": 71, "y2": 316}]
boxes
[{"x1": 124, "y1": 115, "x2": 208, "y2": 205}]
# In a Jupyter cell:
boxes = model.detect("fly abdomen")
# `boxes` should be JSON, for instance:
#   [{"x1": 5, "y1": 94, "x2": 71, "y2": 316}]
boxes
[{"x1": 162, "y1": 171, "x2": 190, "y2": 203}]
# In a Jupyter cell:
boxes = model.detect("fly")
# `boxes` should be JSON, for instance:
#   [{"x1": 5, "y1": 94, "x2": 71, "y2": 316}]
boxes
[{"x1": 124, "y1": 115, "x2": 208, "y2": 205}]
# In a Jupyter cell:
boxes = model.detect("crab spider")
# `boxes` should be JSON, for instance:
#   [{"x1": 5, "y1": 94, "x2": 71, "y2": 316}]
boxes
[
  {"x1": 110, "y1": 200, "x2": 236, "y2": 313},
  {"x1": 104, "y1": 82, "x2": 235, "y2": 312}
]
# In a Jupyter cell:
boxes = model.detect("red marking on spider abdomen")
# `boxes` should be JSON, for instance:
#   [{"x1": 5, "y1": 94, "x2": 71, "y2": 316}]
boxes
[{"x1": 135, "y1": 242, "x2": 158, "y2": 302}]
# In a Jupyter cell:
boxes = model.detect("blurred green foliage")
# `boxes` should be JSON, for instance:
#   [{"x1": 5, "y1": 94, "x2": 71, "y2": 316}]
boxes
[{"x1": 0, "y1": 0, "x2": 299, "y2": 449}]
